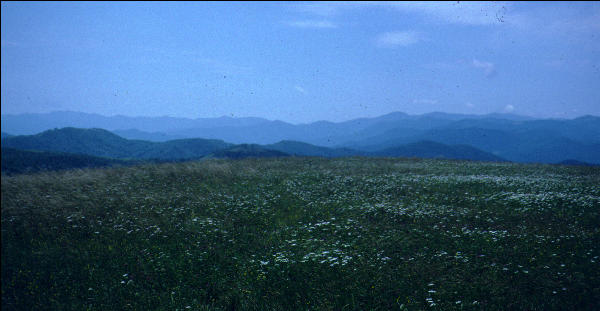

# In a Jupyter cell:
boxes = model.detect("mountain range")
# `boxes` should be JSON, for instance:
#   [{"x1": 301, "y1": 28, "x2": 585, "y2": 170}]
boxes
[
  {"x1": 2, "y1": 111, "x2": 599, "y2": 165},
  {"x1": 1, "y1": 127, "x2": 504, "y2": 159},
  {"x1": 1, "y1": 127, "x2": 511, "y2": 174},
  {"x1": 1, "y1": 127, "x2": 231, "y2": 160}
]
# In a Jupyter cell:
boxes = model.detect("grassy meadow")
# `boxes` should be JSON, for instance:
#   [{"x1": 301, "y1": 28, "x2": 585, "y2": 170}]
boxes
[{"x1": 2, "y1": 157, "x2": 599, "y2": 310}]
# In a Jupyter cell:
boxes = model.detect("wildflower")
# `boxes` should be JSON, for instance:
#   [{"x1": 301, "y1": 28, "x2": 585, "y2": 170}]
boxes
[{"x1": 425, "y1": 297, "x2": 436, "y2": 307}]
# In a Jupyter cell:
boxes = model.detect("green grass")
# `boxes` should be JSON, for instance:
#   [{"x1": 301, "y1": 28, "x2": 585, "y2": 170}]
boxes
[{"x1": 2, "y1": 157, "x2": 599, "y2": 310}]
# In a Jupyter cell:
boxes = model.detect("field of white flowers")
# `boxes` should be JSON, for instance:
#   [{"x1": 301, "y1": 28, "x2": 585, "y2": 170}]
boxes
[{"x1": 2, "y1": 157, "x2": 599, "y2": 310}]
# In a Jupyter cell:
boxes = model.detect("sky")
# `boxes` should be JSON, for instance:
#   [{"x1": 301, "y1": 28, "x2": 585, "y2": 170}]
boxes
[{"x1": 1, "y1": 1, "x2": 599, "y2": 124}]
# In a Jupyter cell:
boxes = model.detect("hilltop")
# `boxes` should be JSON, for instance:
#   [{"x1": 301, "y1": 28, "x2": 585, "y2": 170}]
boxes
[
  {"x1": 2, "y1": 127, "x2": 510, "y2": 174},
  {"x1": 3, "y1": 157, "x2": 599, "y2": 309},
  {"x1": 1, "y1": 127, "x2": 231, "y2": 160},
  {"x1": 3, "y1": 111, "x2": 598, "y2": 164},
  {"x1": 1, "y1": 148, "x2": 134, "y2": 175}
]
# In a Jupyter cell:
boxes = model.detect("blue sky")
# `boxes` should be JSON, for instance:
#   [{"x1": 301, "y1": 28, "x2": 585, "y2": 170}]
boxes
[{"x1": 2, "y1": 1, "x2": 599, "y2": 123}]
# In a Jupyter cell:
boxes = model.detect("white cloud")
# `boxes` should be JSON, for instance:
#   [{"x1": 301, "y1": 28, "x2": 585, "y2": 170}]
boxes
[
  {"x1": 294, "y1": 86, "x2": 307, "y2": 94},
  {"x1": 293, "y1": 2, "x2": 345, "y2": 16},
  {"x1": 508, "y1": 5, "x2": 600, "y2": 37},
  {"x1": 376, "y1": 31, "x2": 422, "y2": 47},
  {"x1": 293, "y1": 2, "x2": 599, "y2": 37},
  {"x1": 504, "y1": 104, "x2": 515, "y2": 113},
  {"x1": 472, "y1": 59, "x2": 496, "y2": 77},
  {"x1": 466, "y1": 102, "x2": 475, "y2": 108},
  {"x1": 413, "y1": 99, "x2": 438, "y2": 105},
  {"x1": 287, "y1": 20, "x2": 337, "y2": 29}
]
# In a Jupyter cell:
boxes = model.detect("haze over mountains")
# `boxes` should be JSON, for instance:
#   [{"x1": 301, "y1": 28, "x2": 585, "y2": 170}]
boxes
[
  {"x1": 2, "y1": 111, "x2": 599, "y2": 167},
  {"x1": 1, "y1": 127, "x2": 231, "y2": 160},
  {"x1": 1, "y1": 127, "x2": 503, "y2": 162}
]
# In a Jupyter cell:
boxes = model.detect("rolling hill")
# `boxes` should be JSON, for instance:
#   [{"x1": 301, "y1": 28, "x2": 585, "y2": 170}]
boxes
[
  {"x1": 2, "y1": 127, "x2": 506, "y2": 164},
  {"x1": 208, "y1": 144, "x2": 290, "y2": 159},
  {"x1": 343, "y1": 116, "x2": 600, "y2": 164},
  {"x1": 0, "y1": 111, "x2": 271, "y2": 136},
  {"x1": 3, "y1": 111, "x2": 599, "y2": 165},
  {"x1": 1, "y1": 148, "x2": 134, "y2": 175},
  {"x1": 111, "y1": 129, "x2": 185, "y2": 142},
  {"x1": 1, "y1": 127, "x2": 231, "y2": 160},
  {"x1": 266, "y1": 140, "x2": 363, "y2": 158},
  {"x1": 0, "y1": 111, "x2": 551, "y2": 147},
  {"x1": 377, "y1": 141, "x2": 506, "y2": 162}
]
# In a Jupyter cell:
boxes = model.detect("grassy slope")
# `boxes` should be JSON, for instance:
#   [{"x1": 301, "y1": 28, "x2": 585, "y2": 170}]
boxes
[
  {"x1": 209, "y1": 144, "x2": 289, "y2": 159},
  {"x1": 1, "y1": 148, "x2": 135, "y2": 175},
  {"x1": 2, "y1": 158, "x2": 599, "y2": 310},
  {"x1": 267, "y1": 140, "x2": 363, "y2": 157},
  {"x1": 377, "y1": 140, "x2": 505, "y2": 162}
]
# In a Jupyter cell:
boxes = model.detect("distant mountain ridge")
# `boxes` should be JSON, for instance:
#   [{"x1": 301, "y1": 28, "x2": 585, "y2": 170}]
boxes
[
  {"x1": 266, "y1": 140, "x2": 363, "y2": 158},
  {"x1": 0, "y1": 110, "x2": 539, "y2": 139},
  {"x1": 377, "y1": 141, "x2": 505, "y2": 162},
  {"x1": 111, "y1": 129, "x2": 185, "y2": 142},
  {"x1": 2, "y1": 128, "x2": 506, "y2": 168},
  {"x1": 209, "y1": 144, "x2": 290, "y2": 159},
  {"x1": 1, "y1": 111, "x2": 271, "y2": 136},
  {"x1": 2, "y1": 111, "x2": 599, "y2": 164},
  {"x1": 1, "y1": 127, "x2": 231, "y2": 160}
]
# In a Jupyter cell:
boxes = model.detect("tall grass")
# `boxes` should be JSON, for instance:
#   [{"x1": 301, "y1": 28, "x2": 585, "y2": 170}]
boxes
[{"x1": 2, "y1": 158, "x2": 599, "y2": 310}]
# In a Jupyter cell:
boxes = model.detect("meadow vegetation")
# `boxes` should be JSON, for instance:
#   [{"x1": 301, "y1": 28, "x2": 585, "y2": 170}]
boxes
[{"x1": 2, "y1": 157, "x2": 599, "y2": 310}]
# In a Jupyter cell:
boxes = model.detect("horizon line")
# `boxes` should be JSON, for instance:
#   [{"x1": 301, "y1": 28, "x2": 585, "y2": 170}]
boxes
[{"x1": 2, "y1": 109, "x2": 597, "y2": 125}]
